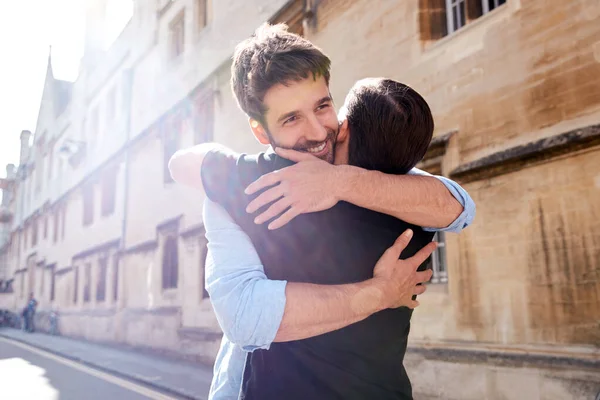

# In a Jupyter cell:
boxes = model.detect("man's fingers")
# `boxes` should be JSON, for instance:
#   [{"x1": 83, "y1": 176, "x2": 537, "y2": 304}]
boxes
[
  {"x1": 245, "y1": 172, "x2": 282, "y2": 195},
  {"x1": 387, "y1": 230, "x2": 413, "y2": 258},
  {"x1": 415, "y1": 269, "x2": 433, "y2": 284},
  {"x1": 246, "y1": 186, "x2": 285, "y2": 214},
  {"x1": 254, "y1": 197, "x2": 293, "y2": 225},
  {"x1": 409, "y1": 241, "x2": 438, "y2": 268},
  {"x1": 267, "y1": 207, "x2": 300, "y2": 230},
  {"x1": 275, "y1": 147, "x2": 316, "y2": 162},
  {"x1": 414, "y1": 284, "x2": 427, "y2": 296}
]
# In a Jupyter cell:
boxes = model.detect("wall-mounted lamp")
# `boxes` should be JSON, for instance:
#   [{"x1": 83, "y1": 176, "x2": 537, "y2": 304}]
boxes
[
  {"x1": 58, "y1": 139, "x2": 86, "y2": 160},
  {"x1": 58, "y1": 139, "x2": 87, "y2": 168}
]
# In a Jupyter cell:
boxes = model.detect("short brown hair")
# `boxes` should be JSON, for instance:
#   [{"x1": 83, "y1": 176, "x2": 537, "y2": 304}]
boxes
[
  {"x1": 343, "y1": 79, "x2": 434, "y2": 174},
  {"x1": 231, "y1": 23, "x2": 331, "y2": 126}
]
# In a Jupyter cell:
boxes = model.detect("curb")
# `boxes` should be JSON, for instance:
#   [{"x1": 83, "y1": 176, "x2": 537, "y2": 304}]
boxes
[{"x1": 0, "y1": 332, "x2": 204, "y2": 400}]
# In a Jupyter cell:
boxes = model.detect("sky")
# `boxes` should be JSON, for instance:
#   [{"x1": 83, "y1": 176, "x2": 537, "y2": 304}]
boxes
[{"x1": 0, "y1": 0, "x2": 132, "y2": 177}]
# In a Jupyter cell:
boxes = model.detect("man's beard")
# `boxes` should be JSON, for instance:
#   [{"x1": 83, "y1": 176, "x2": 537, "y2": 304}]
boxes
[{"x1": 267, "y1": 128, "x2": 338, "y2": 164}]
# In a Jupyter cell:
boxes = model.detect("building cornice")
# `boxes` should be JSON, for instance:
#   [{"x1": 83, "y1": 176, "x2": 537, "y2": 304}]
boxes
[{"x1": 450, "y1": 124, "x2": 600, "y2": 183}]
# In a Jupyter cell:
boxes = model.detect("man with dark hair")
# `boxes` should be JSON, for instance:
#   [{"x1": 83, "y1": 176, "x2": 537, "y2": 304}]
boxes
[
  {"x1": 170, "y1": 23, "x2": 474, "y2": 399},
  {"x1": 344, "y1": 78, "x2": 434, "y2": 174}
]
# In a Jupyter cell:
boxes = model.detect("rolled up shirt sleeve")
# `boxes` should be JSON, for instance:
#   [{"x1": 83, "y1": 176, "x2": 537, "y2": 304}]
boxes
[
  {"x1": 407, "y1": 167, "x2": 476, "y2": 233},
  {"x1": 203, "y1": 198, "x2": 287, "y2": 351}
]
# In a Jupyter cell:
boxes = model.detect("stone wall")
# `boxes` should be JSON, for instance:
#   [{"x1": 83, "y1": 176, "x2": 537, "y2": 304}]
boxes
[{"x1": 305, "y1": 0, "x2": 600, "y2": 348}]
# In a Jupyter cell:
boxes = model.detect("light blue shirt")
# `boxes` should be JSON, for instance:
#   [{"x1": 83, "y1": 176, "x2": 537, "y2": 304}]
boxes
[{"x1": 204, "y1": 168, "x2": 476, "y2": 400}]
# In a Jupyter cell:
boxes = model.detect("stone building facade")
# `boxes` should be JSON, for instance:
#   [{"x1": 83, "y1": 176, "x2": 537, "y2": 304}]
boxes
[{"x1": 0, "y1": 0, "x2": 598, "y2": 398}]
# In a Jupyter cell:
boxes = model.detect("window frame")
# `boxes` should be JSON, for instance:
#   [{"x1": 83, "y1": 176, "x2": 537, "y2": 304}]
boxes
[
  {"x1": 112, "y1": 254, "x2": 119, "y2": 302},
  {"x1": 196, "y1": 0, "x2": 208, "y2": 31},
  {"x1": 169, "y1": 11, "x2": 186, "y2": 60},
  {"x1": 82, "y1": 184, "x2": 95, "y2": 227},
  {"x1": 96, "y1": 257, "x2": 108, "y2": 302},
  {"x1": 83, "y1": 263, "x2": 92, "y2": 303},
  {"x1": 444, "y1": 0, "x2": 506, "y2": 35},
  {"x1": 162, "y1": 235, "x2": 179, "y2": 290},
  {"x1": 101, "y1": 168, "x2": 117, "y2": 217},
  {"x1": 73, "y1": 266, "x2": 79, "y2": 304},
  {"x1": 430, "y1": 232, "x2": 448, "y2": 284}
]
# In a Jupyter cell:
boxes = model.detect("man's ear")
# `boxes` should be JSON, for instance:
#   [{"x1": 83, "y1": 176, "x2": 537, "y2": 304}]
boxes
[
  {"x1": 337, "y1": 119, "x2": 349, "y2": 143},
  {"x1": 249, "y1": 118, "x2": 270, "y2": 145}
]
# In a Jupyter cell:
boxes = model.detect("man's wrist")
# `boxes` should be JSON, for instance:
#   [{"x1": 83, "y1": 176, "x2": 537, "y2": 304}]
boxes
[
  {"x1": 350, "y1": 279, "x2": 388, "y2": 315},
  {"x1": 336, "y1": 165, "x2": 366, "y2": 203}
]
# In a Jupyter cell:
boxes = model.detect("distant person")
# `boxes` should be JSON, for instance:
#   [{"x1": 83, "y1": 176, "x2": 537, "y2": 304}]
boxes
[
  {"x1": 49, "y1": 310, "x2": 59, "y2": 335},
  {"x1": 23, "y1": 293, "x2": 37, "y2": 333}
]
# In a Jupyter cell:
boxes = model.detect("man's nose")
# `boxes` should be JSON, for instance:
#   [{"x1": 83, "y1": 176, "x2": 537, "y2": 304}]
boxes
[{"x1": 305, "y1": 115, "x2": 328, "y2": 141}]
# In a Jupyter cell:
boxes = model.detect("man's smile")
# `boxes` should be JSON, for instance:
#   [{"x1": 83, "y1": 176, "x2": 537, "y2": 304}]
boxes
[{"x1": 305, "y1": 141, "x2": 327, "y2": 154}]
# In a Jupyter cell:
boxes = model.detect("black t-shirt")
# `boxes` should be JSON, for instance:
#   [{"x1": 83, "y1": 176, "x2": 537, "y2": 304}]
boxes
[{"x1": 202, "y1": 147, "x2": 434, "y2": 400}]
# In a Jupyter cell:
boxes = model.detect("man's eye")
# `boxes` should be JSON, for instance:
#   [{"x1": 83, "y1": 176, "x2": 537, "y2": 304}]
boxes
[
  {"x1": 317, "y1": 104, "x2": 330, "y2": 111},
  {"x1": 284, "y1": 116, "x2": 297, "y2": 125}
]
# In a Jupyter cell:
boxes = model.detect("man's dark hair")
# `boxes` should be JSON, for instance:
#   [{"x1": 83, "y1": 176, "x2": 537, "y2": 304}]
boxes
[
  {"x1": 231, "y1": 23, "x2": 331, "y2": 126},
  {"x1": 344, "y1": 78, "x2": 434, "y2": 174}
]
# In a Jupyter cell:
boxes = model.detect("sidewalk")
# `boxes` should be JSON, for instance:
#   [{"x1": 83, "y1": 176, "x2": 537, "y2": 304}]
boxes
[{"x1": 0, "y1": 328, "x2": 213, "y2": 400}]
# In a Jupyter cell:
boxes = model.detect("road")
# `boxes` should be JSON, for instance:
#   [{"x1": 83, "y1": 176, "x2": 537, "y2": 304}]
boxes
[{"x1": 0, "y1": 337, "x2": 185, "y2": 400}]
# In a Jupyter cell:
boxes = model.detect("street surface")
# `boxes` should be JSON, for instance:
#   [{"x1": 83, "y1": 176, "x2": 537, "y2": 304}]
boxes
[{"x1": 0, "y1": 337, "x2": 184, "y2": 400}]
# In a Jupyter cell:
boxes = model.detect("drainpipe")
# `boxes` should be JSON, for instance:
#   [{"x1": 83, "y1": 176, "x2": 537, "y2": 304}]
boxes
[
  {"x1": 116, "y1": 4, "x2": 158, "y2": 335},
  {"x1": 119, "y1": 67, "x2": 134, "y2": 309}
]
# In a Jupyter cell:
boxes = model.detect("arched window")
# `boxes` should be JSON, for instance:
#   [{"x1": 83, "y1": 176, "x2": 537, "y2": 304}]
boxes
[{"x1": 162, "y1": 236, "x2": 179, "y2": 289}]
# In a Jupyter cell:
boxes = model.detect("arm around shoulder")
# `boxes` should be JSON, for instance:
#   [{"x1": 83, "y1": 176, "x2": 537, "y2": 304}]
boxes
[{"x1": 168, "y1": 142, "x2": 225, "y2": 190}]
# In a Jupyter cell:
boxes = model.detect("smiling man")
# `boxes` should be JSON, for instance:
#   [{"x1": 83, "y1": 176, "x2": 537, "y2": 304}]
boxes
[
  {"x1": 169, "y1": 24, "x2": 475, "y2": 400},
  {"x1": 251, "y1": 76, "x2": 337, "y2": 163}
]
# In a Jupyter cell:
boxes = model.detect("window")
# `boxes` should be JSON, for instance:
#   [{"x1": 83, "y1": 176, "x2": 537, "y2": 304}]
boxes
[
  {"x1": 97, "y1": 257, "x2": 107, "y2": 302},
  {"x1": 40, "y1": 265, "x2": 45, "y2": 297},
  {"x1": 112, "y1": 255, "x2": 119, "y2": 302},
  {"x1": 420, "y1": 0, "x2": 506, "y2": 39},
  {"x1": 271, "y1": 0, "x2": 304, "y2": 36},
  {"x1": 484, "y1": 0, "x2": 506, "y2": 13},
  {"x1": 83, "y1": 184, "x2": 94, "y2": 226},
  {"x1": 200, "y1": 240, "x2": 209, "y2": 299},
  {"x1": 429, "y1": 232, "x2": 448, "y2": 283},
  {"x1": 53, "y1": 210, "x2": 59, "y2": 243},
  {"x1": 169, "y1": 12, "x2": 185, "y2": 59},
  {"x1": 416, "y1": 133, "x2": 453, "y2": 283},
  {"x1": 446, "y1": 0, "x2": 467, "y2": 33},
  {"x1": 163, "y1": 117, "x2": 182, "y2": 183},
  {"x1": 83, "y1": 263, "x2": 91, "y2": 303},
  {"x1": 101, "y1": 168, "x2": 117, "y2": 217},
  {"x1": 50, "y1": 266, "x2": 55, "y2": 302},
  {"x1": 31, "y1": 218, "x2": 38, "y2": 247},
  {"x1": 162, "y1": 236, "x2": 179, "y2": 289},
  {"x1": 73, "y1": 267, "x2": 79, "y2": 304},
  {"x1": 43, "y1": 216, "x2": 48, "y2": 239},
  {"x1": 11, "y1": 233, "x2": 16, "y2": 256},
  {"x1": 193, "y1": 91, "x2": 214, "y2": 145},
  {"x1": 196, "y1": 0, "x2": 208, "y2": 30}
]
